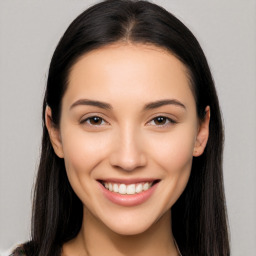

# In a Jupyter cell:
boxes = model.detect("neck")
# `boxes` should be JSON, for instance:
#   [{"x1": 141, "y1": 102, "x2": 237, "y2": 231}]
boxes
[{"x1": 63, "y1": 208, "x2": 179, "y2": 256}]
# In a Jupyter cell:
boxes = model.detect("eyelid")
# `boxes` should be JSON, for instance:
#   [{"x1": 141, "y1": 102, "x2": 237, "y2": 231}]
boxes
[
  {"x1": 146, "y1": 114, "x2": 177, "y2": 127},
  {"x1": 80, "y1": 113, "x2": 110, "y2": 126},
  {"x1": 79, "y1": 112, "x2": 178, "y2": 128}
]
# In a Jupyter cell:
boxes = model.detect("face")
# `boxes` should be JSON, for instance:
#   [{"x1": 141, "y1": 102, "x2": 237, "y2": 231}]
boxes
[{"x1": 46, "y1": 43, "x2": 209, "y2": 235}]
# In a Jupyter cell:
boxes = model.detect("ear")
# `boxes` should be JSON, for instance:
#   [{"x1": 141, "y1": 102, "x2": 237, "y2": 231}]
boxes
[
  {"x1": 45, "y1": 106, "x2": 64, "y2": 158},
  {"x1": 193, "y1": 106, "x2": 210, "y2": 157}
]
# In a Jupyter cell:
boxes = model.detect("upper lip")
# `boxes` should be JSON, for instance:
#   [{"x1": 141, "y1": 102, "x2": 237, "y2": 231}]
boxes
[{"x1": 97, "y1": 178, "x2": 160, "y2": 185}]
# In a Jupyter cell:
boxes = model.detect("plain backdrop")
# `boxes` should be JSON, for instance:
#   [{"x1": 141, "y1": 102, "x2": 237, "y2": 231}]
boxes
[{"x1": 0, "y1": 0, "x2": 255, "y2": 255}]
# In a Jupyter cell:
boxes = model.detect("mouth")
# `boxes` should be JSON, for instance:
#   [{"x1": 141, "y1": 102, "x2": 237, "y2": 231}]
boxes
[
  {"x1": 98, "y1": 180, "x2": 160, "y2": 195},
  {"x1": 97, "y1": 179, "x2": 160, "y2": 206}
]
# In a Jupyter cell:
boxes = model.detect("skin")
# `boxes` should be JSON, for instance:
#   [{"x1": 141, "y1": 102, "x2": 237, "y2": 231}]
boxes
[{"x1": 46, "y1": 43, "x2": 210, "y2": 256}]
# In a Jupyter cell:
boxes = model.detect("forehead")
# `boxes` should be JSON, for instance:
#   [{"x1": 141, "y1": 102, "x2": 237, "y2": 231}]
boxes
[{"x1": 65, "y1": 43, "x2": 195, "y2": 109}]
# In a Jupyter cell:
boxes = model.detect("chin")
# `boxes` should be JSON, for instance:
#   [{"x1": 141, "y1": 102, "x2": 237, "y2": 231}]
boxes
[
  {"x1": 108, "y1": 221, "x2": 154, "y2": 236},
  {"x1": 98, "y1": 207, "x2": 169, "y2": 237}
]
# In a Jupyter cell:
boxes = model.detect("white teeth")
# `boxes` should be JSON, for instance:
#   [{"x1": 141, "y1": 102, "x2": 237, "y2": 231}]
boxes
[
  {"x1": 113, "y1": 184, "x2": 119, "y2": 193},
  {"x1": 103, "y1": 181, "x2": 153, "y2": 195},
  {"x1": 135, "y1": 183, "x2": 143, "y2": 193},
  {"x1": 119, "y1": 184, "x2": 126, "y2": 194},
  {"x1": 127, "y1": 184, "x2": 136, "y2": 195},
  {"x1": 143, "y1": 183, "x2": 149, "y2": 191}
]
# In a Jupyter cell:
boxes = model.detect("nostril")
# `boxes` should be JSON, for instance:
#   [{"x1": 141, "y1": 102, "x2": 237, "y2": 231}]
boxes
[{"x1": 109, "y1": 142, "x2": 147, "y2": 172}]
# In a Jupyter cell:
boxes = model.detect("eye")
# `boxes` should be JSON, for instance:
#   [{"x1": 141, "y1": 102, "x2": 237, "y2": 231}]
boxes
[
  {"x1": 81, "y1": 116, "x2": 107, "y2": 126},
  {"x1": 147, "y1": 116, "x2": 176, "y2": 127}
]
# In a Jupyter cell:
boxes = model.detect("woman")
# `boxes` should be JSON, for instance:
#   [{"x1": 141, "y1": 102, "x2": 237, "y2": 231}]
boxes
[{"x1": 12, "y1": 0, "x2": 230, "y2": 255}]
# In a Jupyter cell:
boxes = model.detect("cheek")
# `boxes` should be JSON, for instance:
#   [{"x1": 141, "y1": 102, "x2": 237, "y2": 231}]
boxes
[
  {"x1": 149, "y1": 127, "x2": 195, "y2": 170},
  {"x1": 60, "y1": 128, "x2": 109, "y2": 184},
  {"x1": 147, "y1": 124, "x2": 196, "y2": 204},
  {"x1": 147, "y1": 127, "x2": 195, "y2": 208},
  {"x1": 60, "y1": 128, "x2": 113, "y2": 208}
]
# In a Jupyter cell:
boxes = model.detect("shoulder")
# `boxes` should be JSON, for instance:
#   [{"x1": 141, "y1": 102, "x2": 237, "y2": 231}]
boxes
[
  {"x1": 9, "y1": 241, "x2": 38, "y2": 256},
  {"x1": 9, "y1": 245, "x2": 26, "y2": 256}
]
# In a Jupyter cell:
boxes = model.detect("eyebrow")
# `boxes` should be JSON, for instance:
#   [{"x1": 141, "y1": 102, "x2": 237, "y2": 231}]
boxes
[
  {"x1": 69, "y1": 98, "x2": 186, "y2": 111},
  {"x1": 143, "y1": 99, "x2": 186, "y2": 111},
  {"x1": 70, "y1": 99, "x2": 112, "y2": 110}
]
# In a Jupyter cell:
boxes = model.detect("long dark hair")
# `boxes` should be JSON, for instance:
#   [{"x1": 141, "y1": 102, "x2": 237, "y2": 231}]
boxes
[{"x1": 22, "y1": 0, "x2": 230, "y2": 255}]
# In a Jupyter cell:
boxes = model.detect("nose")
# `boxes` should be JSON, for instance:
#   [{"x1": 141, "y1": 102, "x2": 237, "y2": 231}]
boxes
[{"x1": 109, "y1": 127, "x2": 147, "y2": 172}]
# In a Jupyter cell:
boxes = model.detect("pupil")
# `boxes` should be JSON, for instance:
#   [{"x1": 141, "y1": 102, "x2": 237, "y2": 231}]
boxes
[
  {"x1": 92, "y1": 117, "x2": 101, "y2": 124},
  {"x1": 156, "y1": 117, "x2": 165, "y2": 124}
]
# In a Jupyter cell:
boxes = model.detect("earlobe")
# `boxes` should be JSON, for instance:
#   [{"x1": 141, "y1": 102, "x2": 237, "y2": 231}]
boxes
[
  {"x1": 193, "y1": 106, "x2": 210, "y2": 157},
  {"x1": 45, "y1": 106, "x2": 64, "y2": 158}
]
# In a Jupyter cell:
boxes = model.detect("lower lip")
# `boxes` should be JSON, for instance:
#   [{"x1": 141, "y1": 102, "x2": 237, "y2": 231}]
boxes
[{"x1": 99, "y1": 182, "x2": 159, "y2": 207}]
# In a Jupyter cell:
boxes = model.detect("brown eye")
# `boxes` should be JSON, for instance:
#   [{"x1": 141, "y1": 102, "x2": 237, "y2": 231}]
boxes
[
  {"x1": 89, "y1": 117, "x2": 103, "y2": 125},
  {"x1": 82, "y1": 116, "x2": 106, "y2": 126},
  {"x1": 147, "y1": 116, "x2": 176, "y2": 127},
  {"x1": 154, "y1": 117, "x2": 168, "y2": 125}
]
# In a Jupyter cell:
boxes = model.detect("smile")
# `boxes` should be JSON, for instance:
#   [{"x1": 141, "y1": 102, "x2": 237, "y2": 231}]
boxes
[
  {"x1": 102, "y1": 181, "x2": 154, "y2": 195},
  {"x1": 98, "y1": 179, "x2": 160, "y2": 207}
]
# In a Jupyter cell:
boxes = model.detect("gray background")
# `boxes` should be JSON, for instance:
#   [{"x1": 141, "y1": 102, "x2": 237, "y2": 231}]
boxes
[{"x1": 0, "y1": 0, "x2": 255, "y2": 255}]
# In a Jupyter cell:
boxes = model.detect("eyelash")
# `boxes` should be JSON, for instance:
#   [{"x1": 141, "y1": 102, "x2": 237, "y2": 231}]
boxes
[
  {"x1": 81, "y1": 116, "x2": 108, "y2": 126},
  {"x1": 147, "y1": 116, "x2": 177, "y2": 127},
  {"x1": 81, "y1": 115, "x2": 176, "y2": 128}
]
